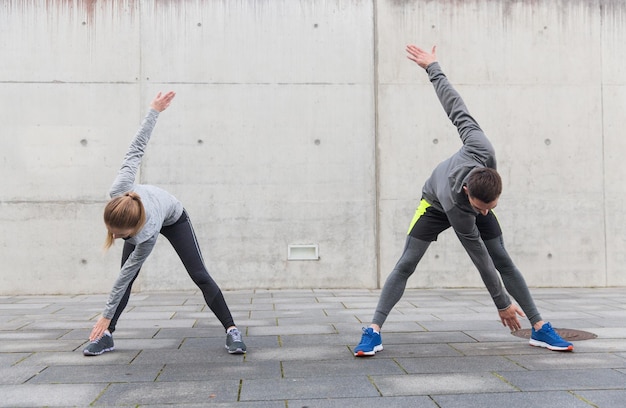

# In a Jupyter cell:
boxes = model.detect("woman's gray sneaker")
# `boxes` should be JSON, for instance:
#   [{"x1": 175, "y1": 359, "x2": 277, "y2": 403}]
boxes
[
  {"x1": 225, "y1": 328, "x2": 246, "y2": 354},
  {"x1": 83, "y1": 333, "x2": 115, "y2": 356}
]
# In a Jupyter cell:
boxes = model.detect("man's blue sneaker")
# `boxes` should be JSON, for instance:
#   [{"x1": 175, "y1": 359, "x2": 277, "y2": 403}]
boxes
[
  {"x1": 354, "y1": 327, "x2": 383, "y2": 357},
  {"x1": 529, "y1": 322, "x2": 573, "y2": 351}
]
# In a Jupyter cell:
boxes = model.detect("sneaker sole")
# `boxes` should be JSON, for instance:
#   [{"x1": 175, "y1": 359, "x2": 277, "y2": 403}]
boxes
[
  {"x1": 226, "y1": 346, "x2": 246, "y2": 354},
  {"x1": 354, "y1": 344, "x2": 383, "y2": 357},
  {"x1": 529, "y1": 339, "x2": 573, "y2": 351},
  {"x1": 83, "y1": 346, "x2": 115, "y2": 356}
]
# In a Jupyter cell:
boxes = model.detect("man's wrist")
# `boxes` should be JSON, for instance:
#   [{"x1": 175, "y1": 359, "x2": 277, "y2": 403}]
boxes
[{"x1": 498, "y1": 304, "x2": 512, "y2": 312}]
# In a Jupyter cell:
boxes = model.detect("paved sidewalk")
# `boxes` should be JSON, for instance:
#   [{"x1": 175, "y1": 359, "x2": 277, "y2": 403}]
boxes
[{"x1": 1, "y1": 288, "x2": 625, "y2": 407}]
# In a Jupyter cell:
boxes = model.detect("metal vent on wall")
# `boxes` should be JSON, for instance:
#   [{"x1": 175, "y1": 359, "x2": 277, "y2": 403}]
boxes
[{"x1": 287, "y1": 244, "x2": 319, "y2": 261}]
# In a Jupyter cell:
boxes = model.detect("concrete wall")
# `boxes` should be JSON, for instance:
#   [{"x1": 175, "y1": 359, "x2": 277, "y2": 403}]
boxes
[{"x1": 1, "y1": 0, "x2": 624, "y2": 295}]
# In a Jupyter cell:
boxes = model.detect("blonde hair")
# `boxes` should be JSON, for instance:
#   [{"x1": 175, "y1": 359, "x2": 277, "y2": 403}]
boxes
[{"x1": 103, "y1": 192, "x2": 146, "y2": 249}]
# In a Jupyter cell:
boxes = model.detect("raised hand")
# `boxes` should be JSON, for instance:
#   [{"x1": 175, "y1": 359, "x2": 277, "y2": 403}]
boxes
[
  {"x1": 150, "y1": 91, "x2": 176, "y2": 112},
  {"x1": 406, "y1": 44, "x2": 437, "y2": 69}
]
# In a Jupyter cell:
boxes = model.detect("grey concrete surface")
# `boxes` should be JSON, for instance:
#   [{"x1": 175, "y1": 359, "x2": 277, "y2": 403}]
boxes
[{"x1": 1, "y1": 287, "x2": 625, "y2": 407}]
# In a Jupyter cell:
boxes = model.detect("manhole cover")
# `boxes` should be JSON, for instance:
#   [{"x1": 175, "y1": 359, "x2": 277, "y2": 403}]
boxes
[{"x1": 511, "y1": 328, "x2": 597, "y2": 341}]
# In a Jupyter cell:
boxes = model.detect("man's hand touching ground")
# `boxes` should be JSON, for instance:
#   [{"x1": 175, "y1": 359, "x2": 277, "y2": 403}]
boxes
[{"x1": 498, "y1": 303, "x2": 525, "y2": 332}]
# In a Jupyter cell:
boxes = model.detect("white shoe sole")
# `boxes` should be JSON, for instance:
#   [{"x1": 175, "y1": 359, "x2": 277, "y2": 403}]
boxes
[
  {"x1": 529, "y1": 339, "x2": 573, "y2": 351},
  {"x1": 83, "y1": 346, "x2": 115, "y2": 356},
  {"x1": 354, "y1": 344, "x2": 383, "y2": 357}
]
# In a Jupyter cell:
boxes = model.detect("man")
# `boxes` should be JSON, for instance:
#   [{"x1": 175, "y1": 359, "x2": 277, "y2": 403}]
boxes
[{"x1": 354, "y1": 44, "x2": 573, "y2": 356}]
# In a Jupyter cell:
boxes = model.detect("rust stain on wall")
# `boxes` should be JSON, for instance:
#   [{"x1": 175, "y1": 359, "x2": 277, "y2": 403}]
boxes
[{"x1": 6, "y1": 0, "x2": 138, "y2": 25}]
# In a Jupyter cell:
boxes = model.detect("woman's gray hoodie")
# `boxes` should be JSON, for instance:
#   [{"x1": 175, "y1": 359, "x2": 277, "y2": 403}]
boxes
[{"x1": 102, "y1": 109, "x2": 183, "y2": 319}]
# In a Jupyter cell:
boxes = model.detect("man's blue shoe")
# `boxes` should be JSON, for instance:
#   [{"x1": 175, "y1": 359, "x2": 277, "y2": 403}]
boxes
[
  {"x1": 529, "y1": 322, "x2": 573, "y2": 351},
  {"x1": 354, "y1": 327, "x2": 383, "y2": 357}
]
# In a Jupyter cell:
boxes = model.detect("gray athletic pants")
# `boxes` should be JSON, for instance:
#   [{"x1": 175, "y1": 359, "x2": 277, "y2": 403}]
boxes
[{"x1": 372, "y1": 203, "x2": 542, "y2": 328}]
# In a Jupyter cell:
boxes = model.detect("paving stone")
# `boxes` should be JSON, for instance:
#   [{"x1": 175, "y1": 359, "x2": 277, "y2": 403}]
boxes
[
  {"x1": 127, "y1": 296, "x2": 190, "y2": 306},
  {"x1": 250, "y1": 309, "x2": 326, "y2": 319},
  {"x1": 273, "y1": 303, "x2": 334, "y2": 311},
  {"x1": 331, "y1": 321, "x2": 370, "y2": 333},
  {"x1": 572, "y1": 338, "x2": 626, "y2": 353},
  {"x1": 117, "y1": 311, "x2": 176, "y2": 320},
  {"x1": 314, "y1": 302, "x2": 349, "y2": 310},
  {"x1": 240, "y1": 377, "x2": 379, "y2": 401},
  {"x1": 372, "y1": 373, "x2": 516, "y2": 396},
  {"x1": 370, "y1": 343, "x2": 464, "y2": 359},
  {"x1": 28, "y1": 363, "x2": 163, "y2": 383},
  {"x1": 321, "y1": 317, "x2": 363, "y2": 327},
  {"x1": 107, "y1": 338, "x2": 183, "y2": 352},
  {"x1": 238, "y1": 302, "x2": 275, "y2": 311},
  {"x1": 60, "y1": 327, "x2": 160, "y2": 340},
  {"x1": 245, "y1": 345, "x2": 350, "y2": 362},
  {"x1": 394, "y1": 356, "x2": 525, "y2": 374},
  {"x1": 283, "y1": 357, "x2": 405, "y2": 378},
  {"x1": 152, "y1": 327, "x2": 214, "y2": 338},
  {"x1": 139, "y1": 402, "x2": 284, "y2": 408},
  {"x1": 380, "y1": 331, "x2": 477, "y2": 345},
  {"x1": 501, "y1": 368, "x2": 626, "y2": 391},
  {"x1": 290, "y1": 396, "x2": 438, "y2": 407},
  {"x1": 0, "y1": 383, "x2": 105, "y2": 407},
  {"x1": 0, "y1": 320, "x2": 42, "y2": 330},
  {"x1": 0, "y1": 303, "x2": 51, "y2": 310},
  {"x1": 507, "y1": 352, "x2": 626, "y2": 370},
  {"x1": 462, "y1": 330, "x2": 526, "y2": 342},
  {"x1": 574, "y1": 390, "x2": 626, "y2": 408},
  {"x1": 583, "y1": 321, "x2": 626, "y2": 332},
  {"x1": 548, "y1": 318, "x2": 603, "y2": 329},
  {"x1": 317, "y1": 296, "x2": 378, "y2": 303},
  {"x1": 157, "y1": 361, "x2": 281, "y2": 381},
  {"x1": 16, "y1": 320, "x2": 92, "y2": 331},
  {"x1": 96, "y1": 380, "x2": 239, "y2": 405},
  {"x1": 0, "y1": 352, "x2": 31, "y2": 367},
  {"x1": 419, "y1": 320, "x2": 512, "y2": 331},
  {"x1": 364, "y1": 321, "x2": 425, "y2": 332},
  {"x1": 0, "y1": 339, "x2": 84, "y2": 353},
  {"x1": 380, "y1": 313, "x2": 445, "y2": 322},
  {"x1": 248, "y1": 324, "x2": 335, "y2": 336},
  {"x1": 177, "y1": 335, "x2": 229, "y2": 349},
  {"x1": 261, "y1": 296, "x2": 321, "y2": 304},
  {"x1": 220, "y1": 318, "x2": 277, "y2": 327},
  {"x1": 180, "y1": 335, "x2": 277, "y2": 350},
  {"x1": 275, "y1": 316, "x2": 344, "y2": 326},
  {"x1": 432, "y1": 390, "x2": 593, "y2": 408},
  {"x1": 192, "y1": 319, "x2": 234, "y2": 328},
  {"x1": 0, "y1": 330, "x2": 69, "y2": 340},
  {"x1": 450, "y1": 341, "x2": 542, "y2": 356},
  {"x1": 278, "y1": 332, "x2": 360, "y2": 347},
  {"x1": 17, "y1": 350, "x2": 140, "y2": 366},
  {"x1": 131, "y1": 305, "x2": 204, "y2": 313},
  {"x1": 0, "y1": 365, "x2": 46, "y2": 384},
  {"x1": 332, "y1": 307, "x2": 373, "y2": 315},
  {"x1": 131, "y1": 348, "x2": 245, "y2": 365}
]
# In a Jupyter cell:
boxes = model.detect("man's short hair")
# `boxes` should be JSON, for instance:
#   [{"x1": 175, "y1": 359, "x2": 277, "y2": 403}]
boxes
[{"x1": 466, "y1": 168, "x2": 502, "y2": 203}]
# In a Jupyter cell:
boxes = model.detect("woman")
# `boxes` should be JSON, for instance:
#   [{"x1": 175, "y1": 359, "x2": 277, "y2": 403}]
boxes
[{"x1": 84, "y1": 91, "x2": 246, "y2": 356}]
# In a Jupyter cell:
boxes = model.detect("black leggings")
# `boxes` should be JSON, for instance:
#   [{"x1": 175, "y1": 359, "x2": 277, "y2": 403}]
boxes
[{"x1": 107, "y1": 210, "x2": 235, "y2": 333}]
